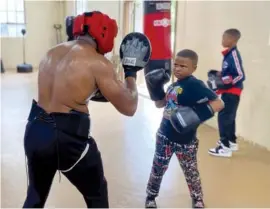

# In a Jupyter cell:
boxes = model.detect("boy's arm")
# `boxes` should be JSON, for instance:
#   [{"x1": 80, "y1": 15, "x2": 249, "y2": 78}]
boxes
[
  {"x1": 219, "y1": 50, "x2": 244, "y2": 86},
  {"x1": 230, "y1": 50, "x2": 245, "y2": 84},
  {"x1": 195, "y1": 81, "x2": 224, "y2": 112},
  {"x1": 188, "y1": 81, "x2": 223, "y2": 123},
  {"x1": 155, "y1": 98, "x2": 166, "y2": 108},
  {"x1": 169, "y1": 81, "x2": 224, "y2": 133},
  {"x1": 208, "y1": 98, "x2": 224, "y2": 113}
]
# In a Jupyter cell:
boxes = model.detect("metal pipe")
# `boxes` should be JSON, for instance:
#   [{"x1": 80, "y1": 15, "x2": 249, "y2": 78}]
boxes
[{"x1": 22, "y1": 33, "x2": 26, "y2": 64}]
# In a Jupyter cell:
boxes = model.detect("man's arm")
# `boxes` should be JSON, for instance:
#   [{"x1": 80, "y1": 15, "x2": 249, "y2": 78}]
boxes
[
  {"x1": 94, "y1": 60, "x2": 138, "y2": 116},
  {"x1": 196, "y1": 80, "x2": 224, "y2": 111}
]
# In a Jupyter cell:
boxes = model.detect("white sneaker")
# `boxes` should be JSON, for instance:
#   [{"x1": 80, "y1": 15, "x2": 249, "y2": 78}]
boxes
[
  {"x1": 145, "y1": 199, "x2": 157, "y2": 208},
  {"x1": 208, "y1": 144, "x2": 232, "y2": 157},
  {"x1": 217, "y1": 140, "x2": 238, "y2": 151}
]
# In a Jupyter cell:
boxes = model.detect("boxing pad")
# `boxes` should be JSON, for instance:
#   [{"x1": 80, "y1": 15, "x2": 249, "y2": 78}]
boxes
[
  {"x1": 207, "y1": 69, "x2": 233, "y2": 90},
  {"x1": 65, "y1": 16, "x2": 74, "y2": 41},
  {"x1": 119, "y1": 32, "x2": 152, "y2": 79}
]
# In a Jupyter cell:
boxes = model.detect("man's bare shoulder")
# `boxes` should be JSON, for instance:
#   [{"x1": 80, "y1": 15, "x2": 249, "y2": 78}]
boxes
[
  {"x1": 41, "y1": 42, "x2": 73, "y2": 62},
  {"x1": 91, "y1": 54, "x2": 114, "y2": 75}
]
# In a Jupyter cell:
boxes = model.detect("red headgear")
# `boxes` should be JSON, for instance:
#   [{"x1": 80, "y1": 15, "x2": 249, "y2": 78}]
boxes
[{"x1": 73, "y1": 11, "x2": 118, "y2": 54}]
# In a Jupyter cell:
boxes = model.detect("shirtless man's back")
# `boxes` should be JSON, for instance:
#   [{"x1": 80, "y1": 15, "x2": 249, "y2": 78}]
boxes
[
  {"x1": 22, "y1": 11, "x2": 152, "y2": 208},
  {"x1": 38, "y1": 41, "x2": 103, "y2": 114}
]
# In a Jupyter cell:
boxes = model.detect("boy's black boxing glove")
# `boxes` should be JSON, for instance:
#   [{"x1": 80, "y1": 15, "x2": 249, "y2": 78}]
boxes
[
  {"x1": 170, "y1": 103, "x2": 214, "y2": 133},
  {"x1": 145, "y1": 68, "x2": 171, "y2": 101},
  {"x1": 90, "y1": 89, "x2": 108, "y2": 102},
  {"x1": 120, "y1": 32, "x2": 152, "y2": 79},
  {"x1": 207, "y1": 69, "x2": 233, "y2": 90}
]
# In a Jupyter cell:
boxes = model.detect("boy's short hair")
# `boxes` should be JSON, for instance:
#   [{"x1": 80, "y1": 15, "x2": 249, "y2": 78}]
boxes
[
  {"x1": 177, "y1": 49, "x2": 198, "y2": 66},
  {"x1": 224, "y1": 28, "x2": 241, "y2": 41}
]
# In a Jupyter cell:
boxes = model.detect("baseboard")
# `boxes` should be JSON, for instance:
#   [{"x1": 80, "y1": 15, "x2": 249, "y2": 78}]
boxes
[{"x1": 1, "y1": 67, "x2": 38, "y2": 72}]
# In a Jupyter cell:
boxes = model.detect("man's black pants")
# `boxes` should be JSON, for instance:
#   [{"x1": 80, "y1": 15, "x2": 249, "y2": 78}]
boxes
[
  {"x1": 218, "y1": 93, "x2": 240, "y2": 148},
  {"x1": 23, "y1": 100, "x2": 109, "y2": 208}
]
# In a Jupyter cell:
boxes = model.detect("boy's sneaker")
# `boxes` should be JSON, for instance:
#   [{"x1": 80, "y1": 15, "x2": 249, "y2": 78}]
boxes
[
  {"x1": 208, "y1": 143, "x2": 232, "y2": 157},
  {"x1": 217, "y1": 140, "x2": 239, "y2": 151},
  {"x1": 192, "y1": 199, "x2": 205, "y2": 208},
  {"x1": 145, "y1": 197, "x2": 157, "y2": 208}
]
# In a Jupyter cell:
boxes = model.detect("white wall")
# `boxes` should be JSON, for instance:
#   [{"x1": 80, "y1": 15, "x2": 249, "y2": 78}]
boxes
[
  {"x1": 1, "y1": 1, "x2": 64, "y2": 70},
  {"x1": 87, "y1": 1, "x2": 124, "y2": 56},
  {"x1": 175, "y1": 1, "x2": 270, "y2": 149},
  {"x1": 64, "y1": 0, "x2": 75, "y2": 17}
]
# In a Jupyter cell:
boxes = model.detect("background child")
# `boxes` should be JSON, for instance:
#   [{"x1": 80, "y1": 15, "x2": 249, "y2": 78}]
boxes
[
  {"x1": 144, "y1": 49, "x2": 224, "y2": 208},
  {"x1": 208, "y1": 28, "x2": 245, "y2": 157}
]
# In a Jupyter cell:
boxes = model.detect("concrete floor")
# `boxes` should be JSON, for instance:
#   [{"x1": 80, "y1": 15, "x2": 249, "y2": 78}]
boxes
[{"x1": 1, "y1": 71, "x2": 270, "y2": 208}]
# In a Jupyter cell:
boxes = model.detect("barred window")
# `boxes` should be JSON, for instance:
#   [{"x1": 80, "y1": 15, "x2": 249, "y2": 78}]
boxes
[
  {"x1": 0, "y1": 0, "x2": 25, "y2": 37},
  {"x1": 75, "y1": 0, "x2": 88, "y2": 15}
]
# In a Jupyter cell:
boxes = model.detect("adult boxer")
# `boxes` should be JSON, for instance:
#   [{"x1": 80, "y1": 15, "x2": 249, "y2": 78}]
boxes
[{"x1": 22, "y1": 11, "x2": 151, "y2": 208}]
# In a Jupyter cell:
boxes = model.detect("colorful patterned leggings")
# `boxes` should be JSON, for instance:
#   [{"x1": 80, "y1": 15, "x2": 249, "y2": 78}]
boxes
[{"x1": 146, "y1": 132, "x2": 203, "y2": 201}]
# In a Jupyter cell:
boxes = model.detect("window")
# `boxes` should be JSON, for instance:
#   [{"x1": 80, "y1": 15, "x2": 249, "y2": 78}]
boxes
[
  {"x1": 75, "y1": 0, "x2": 88, "y2": 15},
  {"x1": 0, "y1": 0, "x2": 25, "y2": 37},
  {"x1": 171, "y1": 0, "x2": 177, "y2": 53},
  {"x1": 134, "y1": 0, "x2": 143, "y2": 33}
]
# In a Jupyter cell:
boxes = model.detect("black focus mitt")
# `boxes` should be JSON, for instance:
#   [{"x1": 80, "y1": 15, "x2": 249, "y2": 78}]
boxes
[{"x1": 119, "y1": 32, "x2": 152, "y2": 79}]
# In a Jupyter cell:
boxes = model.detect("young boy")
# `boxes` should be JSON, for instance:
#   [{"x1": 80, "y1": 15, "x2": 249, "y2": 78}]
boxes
[
  {"x1": 144, "y1": 49, "x2": 224, "y2": 208},
  {"x1": 208, "y1": 28, "x2": 245, "y2": 157}
]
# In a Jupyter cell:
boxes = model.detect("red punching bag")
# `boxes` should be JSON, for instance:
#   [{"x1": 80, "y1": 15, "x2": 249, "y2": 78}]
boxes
[{"x1": 143, "y1": 1, "x2": 172, "y2": 75}]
